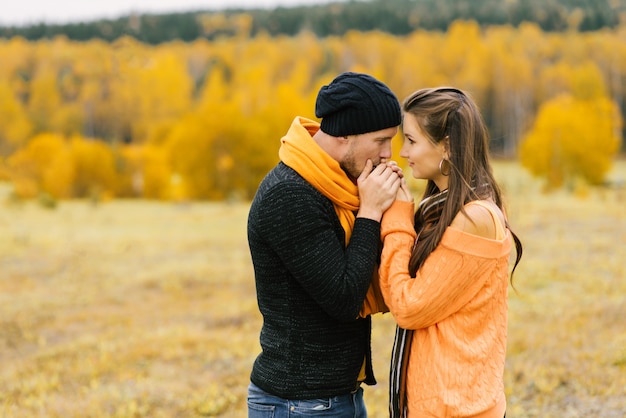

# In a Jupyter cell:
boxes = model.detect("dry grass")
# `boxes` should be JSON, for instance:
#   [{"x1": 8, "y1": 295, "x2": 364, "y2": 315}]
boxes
[{"x1": 1, "y1": 160, "x2": 625, "y2": 417}]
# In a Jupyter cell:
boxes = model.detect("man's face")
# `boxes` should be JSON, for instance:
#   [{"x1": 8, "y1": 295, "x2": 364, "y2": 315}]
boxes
[{"x1": 339, "y1": 126, "x2": 398, "y2": 179}]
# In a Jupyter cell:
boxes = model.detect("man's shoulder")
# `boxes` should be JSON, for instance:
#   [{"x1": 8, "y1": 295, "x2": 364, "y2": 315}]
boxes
[
  {"x1": 256, "y1": 163, "x2": 318, "y2": 197},
  {"x1": 248, "y1": 163, "x2": 336, "y2": 230},
  {"x1": 264, "y1": 162, "x2": 302, "y2": 183}
]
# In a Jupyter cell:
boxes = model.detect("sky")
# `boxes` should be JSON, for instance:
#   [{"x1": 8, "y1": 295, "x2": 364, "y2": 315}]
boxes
[{"x1": 0, "y1": 0, "x2": 344, "y2": 26}]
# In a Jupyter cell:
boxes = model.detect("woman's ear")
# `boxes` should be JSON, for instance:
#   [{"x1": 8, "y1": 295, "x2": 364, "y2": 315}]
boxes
[{"x1": 441, "y1": 135, "x2": 451, "y2": 159}]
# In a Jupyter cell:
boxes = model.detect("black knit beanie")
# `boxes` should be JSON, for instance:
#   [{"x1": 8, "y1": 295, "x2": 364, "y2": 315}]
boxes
[{"x1": 315, "y1": 72, "x2": 401, "y2": 136}]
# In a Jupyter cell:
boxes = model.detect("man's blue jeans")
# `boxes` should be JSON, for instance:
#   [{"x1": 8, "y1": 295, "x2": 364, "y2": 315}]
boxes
[{"x1": 247, "y1": 382, "x2": 367, "y2": 417}]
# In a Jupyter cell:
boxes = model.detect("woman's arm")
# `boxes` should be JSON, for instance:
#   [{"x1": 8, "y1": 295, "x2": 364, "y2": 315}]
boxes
[{"x1": 379, "y1": 201, "x2": 503, "y2": 330}]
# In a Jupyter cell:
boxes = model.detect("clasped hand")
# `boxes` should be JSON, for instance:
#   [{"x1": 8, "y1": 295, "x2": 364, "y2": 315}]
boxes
[{"x1": 357, "y1": 158, "x2": 409, "y2": 221}]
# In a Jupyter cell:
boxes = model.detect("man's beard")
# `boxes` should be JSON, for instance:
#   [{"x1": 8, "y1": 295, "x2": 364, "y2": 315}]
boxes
[{"x1": 340, "y1": 154, "x2": 360, "y2": 180}]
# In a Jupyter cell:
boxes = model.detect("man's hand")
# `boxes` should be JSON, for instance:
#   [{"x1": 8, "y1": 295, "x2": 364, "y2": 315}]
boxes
[{"x1": 356, "y1": 159, "x2": 402, "y2": 221}]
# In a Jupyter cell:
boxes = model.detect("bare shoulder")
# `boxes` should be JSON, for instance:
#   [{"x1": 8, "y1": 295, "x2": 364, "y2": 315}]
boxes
[{"x1": 450, "y1": 200, "x2": 504, "y2": 239}]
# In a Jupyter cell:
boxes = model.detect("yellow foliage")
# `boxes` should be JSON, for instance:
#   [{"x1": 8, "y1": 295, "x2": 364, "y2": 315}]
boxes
[
  {"x1": 42, "y1": 146, "x2": 75, "y2": 198},
  {"x1": 27, "y1": 64, "x2": 63, "y2": 131},
  {"x1": 520, "y1": 93, "x2": 622, "y2": 189},
  {"x1": 117, "y1": 144, "x2": 171, "y2": 199},
  {"x1": 440, "y1": 21, "x2": 492, "y2": 96},
  {"x1": 141, "y1": 147, "x2": 171, "y2": 199},
  {"x1": 164, "y1": 113, "x2": 217, "y2": 200},
  {"x1": 69, "y1": 136, "x2": 117, "y2": 198},
  {"x1": 0, "y1": 81, "x2": 33, "y2": 152},
  {"x1": 540, "y1": 60, "x2": 608, "y2": 101},
  {"x1": 6, "y1": 133, "x2": 120, "y2": 199},
  {"x1": 2, "y1": 23, "x2": 626, "y2": 199},
  {"x1": 51, "y1": 103, "x2": 85, "y2": 137},
  {"x1": 10, "y1": 176, "x2": 39, "y2": 198},
  {"x1": 6, "y1": 133, "x2": 67, "y2": 198},
  {"x1": 0, "y1": 157, "x2": 9, "y2": 181}
]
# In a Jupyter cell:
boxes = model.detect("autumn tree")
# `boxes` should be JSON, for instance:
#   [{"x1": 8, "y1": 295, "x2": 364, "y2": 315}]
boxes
[
  {"x1": 0, "y1": 81, "x2": 33, "y2": 155},
  {"x1": 521, "y1": 60, "x2": 622, "y2": 189},
  {"x1": 7, "y1": 133, "x2": 118, "y2": 199},
  {"x1": 2, "y1": 22, "x2": 626, "y2": 200},
  {"x1": 115, "y1": 144, "x2": 171, "y2": 199},
  {"x1": 69, "y1": 136, "x2": 118, "y2": 198},
  {"x1": 6, "y1": 133, "x2": 69, "y2": 198},
  {"x1": 520, "y1": 96, "x2": 622, "y2": 189}
]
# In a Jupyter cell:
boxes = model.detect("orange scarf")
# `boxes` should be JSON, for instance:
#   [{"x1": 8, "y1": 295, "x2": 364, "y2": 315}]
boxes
[
  {"x1": 279, "y1": 117, "x2": 387, "y2": 317},
  {"x1": 279, "y1": 117, "x2": 359, "y2": 244}
]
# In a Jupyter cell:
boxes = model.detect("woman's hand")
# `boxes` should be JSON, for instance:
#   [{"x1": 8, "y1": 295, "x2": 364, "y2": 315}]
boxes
[
  {"x1": 395, "y1": 179, "x2": 413, "y2": 202},
  {"x1": 381, "y1": 159, "x2": 412, "y2": 202},
  {"x1": 382, "y1": 158, "x2": 403, "y2": 178}
]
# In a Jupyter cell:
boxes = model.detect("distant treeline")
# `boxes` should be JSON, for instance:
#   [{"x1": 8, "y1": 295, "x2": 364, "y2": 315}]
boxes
[{"x1": 1, "y1": 0, "x2": 625, "y2": 44}]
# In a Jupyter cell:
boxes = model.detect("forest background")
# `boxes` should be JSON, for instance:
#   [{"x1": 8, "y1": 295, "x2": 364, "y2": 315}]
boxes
[
  {"x1": 0, "y1": 0, "x2": 625, "y2": 417},
  {"x1": 0, "y1": 0, "x2": 625, "y2": 201}
]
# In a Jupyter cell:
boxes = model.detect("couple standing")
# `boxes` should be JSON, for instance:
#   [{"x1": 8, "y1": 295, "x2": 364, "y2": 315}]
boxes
[{"x1": 246, "y1": 72, "x2": 523, "y2": 418}]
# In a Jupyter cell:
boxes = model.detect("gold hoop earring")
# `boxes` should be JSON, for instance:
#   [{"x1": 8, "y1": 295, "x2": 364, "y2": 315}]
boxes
[{"x1": 439, "y1": 158, "x2": 451, "y2": 176}]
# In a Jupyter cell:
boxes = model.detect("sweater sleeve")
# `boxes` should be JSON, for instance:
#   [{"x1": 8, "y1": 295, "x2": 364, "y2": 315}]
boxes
[
  {"x1": 379, "y1": 201, "x2": 502, "y2": 330},
  {"x1": 250, "y1": 180, "x2": 381, "y2": 322},
  {"x1": 378, "y1": 200, "x2": 416, "y2": 317}
]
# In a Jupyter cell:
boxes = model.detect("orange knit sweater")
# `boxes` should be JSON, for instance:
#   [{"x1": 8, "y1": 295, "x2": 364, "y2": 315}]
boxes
[{"x1": 379, "y1": 200, "x2": 512, "y2": 418}]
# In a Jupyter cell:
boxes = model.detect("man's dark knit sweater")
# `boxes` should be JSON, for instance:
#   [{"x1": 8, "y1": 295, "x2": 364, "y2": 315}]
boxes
[{"x1": 247, "y1": 162, "x2": 381, "y2": 399}]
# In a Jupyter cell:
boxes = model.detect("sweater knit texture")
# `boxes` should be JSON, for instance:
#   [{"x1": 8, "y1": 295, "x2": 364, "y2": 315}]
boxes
[
  {"x1": 247, "y1": 120, "x2": 381, "y2": 399},
  {"x1": 379, "y1": 201, "x2": 511, "y2": 418}
]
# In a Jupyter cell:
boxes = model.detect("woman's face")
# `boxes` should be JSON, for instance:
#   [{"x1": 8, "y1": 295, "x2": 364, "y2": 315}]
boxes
[{"x1": 399, "y1": 113, "x2": 448, "y2": 189}]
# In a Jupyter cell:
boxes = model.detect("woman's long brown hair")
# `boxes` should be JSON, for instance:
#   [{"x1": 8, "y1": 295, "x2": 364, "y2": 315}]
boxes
[{"x1": 403, "y1": 87, "x2": 523, "y2": 281}]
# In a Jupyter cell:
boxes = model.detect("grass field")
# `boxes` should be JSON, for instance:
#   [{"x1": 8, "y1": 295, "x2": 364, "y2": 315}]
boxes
[{"x1": 1, "y1": 161, "x2": 625, "y2": 417}]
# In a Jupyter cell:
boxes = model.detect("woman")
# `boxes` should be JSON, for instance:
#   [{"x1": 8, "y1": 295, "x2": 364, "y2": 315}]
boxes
[{"x1": 379, "y1": 87, "x2": 523, "y2": 418}]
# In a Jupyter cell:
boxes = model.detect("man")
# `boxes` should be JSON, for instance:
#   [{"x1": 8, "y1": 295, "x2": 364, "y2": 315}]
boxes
[{"x1": 247, "y1": 72, "x2": 402, "y2": 417}]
